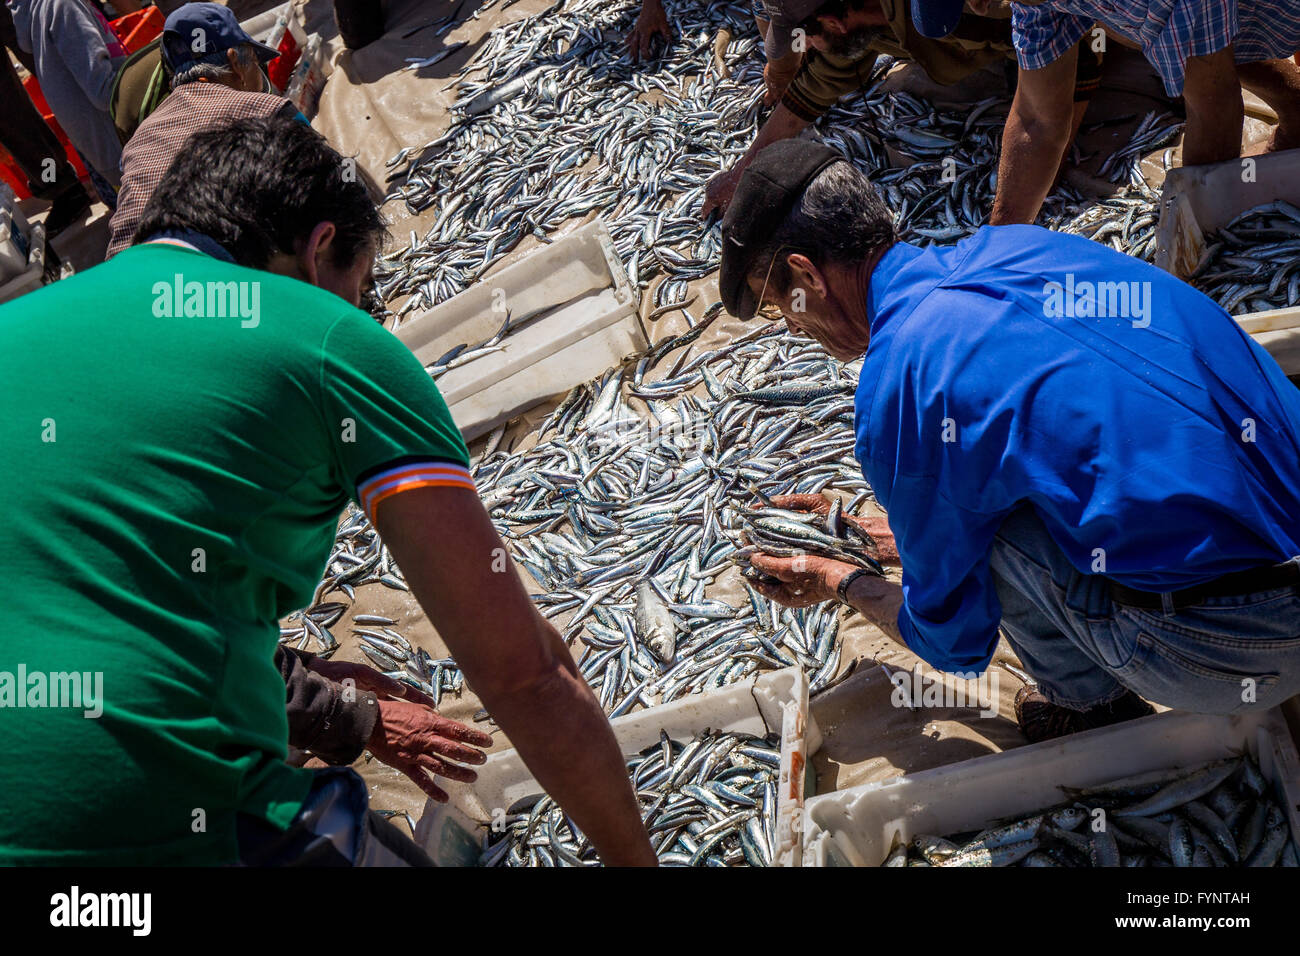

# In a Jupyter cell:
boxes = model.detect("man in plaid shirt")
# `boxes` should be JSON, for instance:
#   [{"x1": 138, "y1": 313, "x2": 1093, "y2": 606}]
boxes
[
  {"x1": 105, "y1": 3, "x2": 299, "y2": 259},
  {"x1": 912, "y1": 0, "x2": 1300, "y2": 224}
]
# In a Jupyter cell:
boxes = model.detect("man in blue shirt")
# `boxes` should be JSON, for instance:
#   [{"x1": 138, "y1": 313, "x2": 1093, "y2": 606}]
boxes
[{"x1": 719, "y1": 139, "x2": 1300, "y2": 742}]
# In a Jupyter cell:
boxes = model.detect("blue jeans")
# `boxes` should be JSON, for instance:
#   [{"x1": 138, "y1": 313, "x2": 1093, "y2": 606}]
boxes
[
  {"x1": 235, "y1": 768, "x2": 432, "y2": 866},
  {"x1": 988, "y1": 507, "x2": 1300, "y2": 714}
]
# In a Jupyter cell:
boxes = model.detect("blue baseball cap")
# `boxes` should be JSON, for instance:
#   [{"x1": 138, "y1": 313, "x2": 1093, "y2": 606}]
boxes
[
  {"x1": 910, "y1": 0, "x2": 967, "y2": 39},
  {"x1": 161, "y1": 3, "x2": 280, "y2": 73}
]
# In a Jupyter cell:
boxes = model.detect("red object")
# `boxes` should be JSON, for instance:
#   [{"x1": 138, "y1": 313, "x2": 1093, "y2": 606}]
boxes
[
  {"x1": 7, "y1": 7, "x2": 162, "y2": 197},
  {"x1": 0, "y1": 147, "x2": 32, "y2": 200},
  {"x1": 20, "y1": 74, "x2": 90, "y2": 183},
  {"x1": 110, "y1": 7, "x2": 164, "y2": 54},
  {"x1": 267, "y1": 29, "x2": 303, "y2": 93}
]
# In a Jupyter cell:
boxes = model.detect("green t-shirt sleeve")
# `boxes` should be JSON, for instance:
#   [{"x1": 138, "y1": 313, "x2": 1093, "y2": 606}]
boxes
[{"x1": 317, "y1": 311, "x2": 472, "y2": 518}]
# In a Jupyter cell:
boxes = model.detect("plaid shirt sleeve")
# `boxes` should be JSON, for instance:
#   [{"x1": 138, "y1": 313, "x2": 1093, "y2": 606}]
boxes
[
  {"x1": 1146, "y1": 0, "x2": 1239, "y2": 95},
  {"x1": 1011, "y1": 3, "x2": 1095, "y2": 71}
]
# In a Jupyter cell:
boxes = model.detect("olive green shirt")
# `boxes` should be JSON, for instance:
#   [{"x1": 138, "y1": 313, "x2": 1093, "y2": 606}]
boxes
[{"x1": 782, "y1": 0, "x2": 1014, "y2": 121}]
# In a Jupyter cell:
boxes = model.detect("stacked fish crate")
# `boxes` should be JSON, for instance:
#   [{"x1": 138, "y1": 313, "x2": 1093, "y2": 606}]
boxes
[
  {"x1": 801, "y1": 708, "x2": 1300, "y2": 867},
  {"x1": 417, "y1": 666, "x2": 820, "y2": 866}
]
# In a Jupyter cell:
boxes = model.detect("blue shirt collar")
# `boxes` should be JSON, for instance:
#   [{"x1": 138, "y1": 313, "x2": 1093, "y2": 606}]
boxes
[
  {"x1": 866, "y1": 240, "x2": 927, "y2": 335},
  {"x1": 142, "y1": 229, "x2": 236, "y2": 264}
]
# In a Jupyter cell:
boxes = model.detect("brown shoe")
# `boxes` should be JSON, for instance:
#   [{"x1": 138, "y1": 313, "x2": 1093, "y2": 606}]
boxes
[{"x1": 1014, "y1": 686, "x2": 1154, "y2": 744}]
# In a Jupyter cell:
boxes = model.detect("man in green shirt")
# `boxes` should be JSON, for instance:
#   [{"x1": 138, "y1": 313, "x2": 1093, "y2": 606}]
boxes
[{"x1": 0, "y1": 116, "x2": 656, "y2": 866}]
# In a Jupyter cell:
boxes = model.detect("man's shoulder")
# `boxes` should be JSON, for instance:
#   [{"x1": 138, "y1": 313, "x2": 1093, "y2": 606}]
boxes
[
  {"x1": 111, "y1": 244, "x2": 365, "y2": 325},
  {"x1": 165, "y1": 83, "x2": 293, "y2": 120}
]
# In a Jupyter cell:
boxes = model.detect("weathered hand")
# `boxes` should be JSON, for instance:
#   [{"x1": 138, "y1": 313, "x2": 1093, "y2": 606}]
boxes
[
  {"x1": 702, "y1": 165, "x2": 743, "y2": 218},
  {"x1": 764, "y1": 494, "x2": 902, "y2": 568},
  {"x1": 846, "y1": 514, "x2": 901, "y2": 567},
  {"x1": 627, "y1": 0, "x2": 670, "y2": 63},
  {"x1": 765, "y1": 492, "x2": 833, "y2": 515},
  {"x1": 747, "y1": 552, "x2": 858, "y2": 608},
  {"x1": 367, "y1": 697, "x2": 493, "y2": 803}
]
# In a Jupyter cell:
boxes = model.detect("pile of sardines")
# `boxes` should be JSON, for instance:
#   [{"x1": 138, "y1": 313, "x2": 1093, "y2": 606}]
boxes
[
  {"x1": 377, "y1": 0, "x2": 1274, "y2": 330},
  {"x1": 287, "y1": 0, "x2": 1296, "y2": 695},
  {"x1": 1192, "y1": 200, "x2": 1300, "y2": 314},
  {"x1": 289, "y1": 323, "x2": 878, "y2": 717},
  {"x1": 890, "y1": 756, "x2": 1298, "y2": 867},
  {"x1": 474, "y1": 321, "x2": 872, "y2": 713},
  {"x1": 481, "y1": 730, "x2": 782, "y2": 866}
]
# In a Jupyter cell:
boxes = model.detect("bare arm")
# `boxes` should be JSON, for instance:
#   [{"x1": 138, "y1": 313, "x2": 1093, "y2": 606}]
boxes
[
  {"x1": 702, "y1": 103, "x2": 810, "y2": 216},
  {"x1": 374, "y1": 487, "x2": 656, "y2": 866},
  {"x1": 764, "y1": 50, "x2": 803, "y2": 105},
  {"x1": 1181, "y1": 46, "x2": 1244, "y2": 165},
  {"x1": 990, "y1": 47, "x2": 1078, "y2": 225},
  {"x1": 842, "y1": 574, "x2": 905, "y2": 643}
]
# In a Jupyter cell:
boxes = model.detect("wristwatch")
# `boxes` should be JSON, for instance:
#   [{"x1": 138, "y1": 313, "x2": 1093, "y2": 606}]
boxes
[{"x1": 836, "y1": 568, "x2": 870, "y2": 604}]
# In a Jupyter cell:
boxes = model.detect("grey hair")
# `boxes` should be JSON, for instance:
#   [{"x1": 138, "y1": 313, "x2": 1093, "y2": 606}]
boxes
[
  {"x1": 748, "y1": 160, "x2": 897, "y2": 296},
  {"x1": 171, "y1": 43, "x2": 258, "y2": 89}
]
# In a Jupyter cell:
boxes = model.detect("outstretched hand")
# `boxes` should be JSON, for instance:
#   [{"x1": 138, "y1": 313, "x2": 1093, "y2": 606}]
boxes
[
  {"x1": 306, "y1": 656, "x2": 492, "y2": 802},
  {"x1": 367, "y1": 697, "x2": 493, "y2": 803}
]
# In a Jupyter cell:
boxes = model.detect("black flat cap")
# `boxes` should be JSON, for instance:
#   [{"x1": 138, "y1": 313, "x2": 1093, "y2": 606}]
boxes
[{"x1": 719, "y1": 140, "x2": 843, "y2": 320}]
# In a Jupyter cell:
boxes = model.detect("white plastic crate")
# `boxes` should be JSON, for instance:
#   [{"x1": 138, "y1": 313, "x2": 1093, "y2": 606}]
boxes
[
  {"x1": 416, "y1": 665, "x2": 821, "y2": 866},
  {"x1": 1155, "y1": 148, "x2": 1300, "y2": 280},
  {"x1": 395, "y1": 219, "x2": 647, "y2": 442},
  {"x1": 0, "y1": 218, "x2": 45, "y2": 305},
  {"x1": 802, "y1": 707, "x2": 1300, "y2": 866}
]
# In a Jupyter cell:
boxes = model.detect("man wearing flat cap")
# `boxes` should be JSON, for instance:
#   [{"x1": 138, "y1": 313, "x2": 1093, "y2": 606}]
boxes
[
  {"x1": 722, "y1": 139, "x2": 1300, "y2": 742},
  {"x1": 106, "y1": 2, "x2": 303, "y2": 259}
]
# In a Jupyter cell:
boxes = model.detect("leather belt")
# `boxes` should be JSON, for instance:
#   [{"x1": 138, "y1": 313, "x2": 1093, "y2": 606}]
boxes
[{"x1": 1109, "y1": 560, "x2": 1300, "y2": 611}]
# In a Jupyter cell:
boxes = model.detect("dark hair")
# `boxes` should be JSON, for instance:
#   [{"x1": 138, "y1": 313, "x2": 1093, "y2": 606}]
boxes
[
  {"x1": 133, "y1": 116, "x2": 387, "y2": 270},
  {"x1": 797, "y1": 0, "x2": 881, "y2": 35},
  {"x1": 748, "y1": 160, "x2": 896, "y2": 294}
]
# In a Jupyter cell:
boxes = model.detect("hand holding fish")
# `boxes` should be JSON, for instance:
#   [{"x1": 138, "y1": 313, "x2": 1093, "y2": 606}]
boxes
[
  {"x1": 765, "y1": 493, "x2": 901, "y2": 568},
  {"x1": 765, "y1": 492, "x2": 834, "y2": 516},
  {"x1": 747, "y1": 552, "x2": 854, "y2": 607}
]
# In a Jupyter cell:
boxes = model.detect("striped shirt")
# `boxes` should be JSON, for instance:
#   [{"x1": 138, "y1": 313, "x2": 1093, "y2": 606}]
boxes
[
  {"x1": 106, "y1": 82, "x2": 296, "y2": 259},
  {"x1": 357, "y1": 459, "x2": 477, "y2": 522},
  {"x1": 1011, "y1": 0, "x2": 1300, "y2": 95}
]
